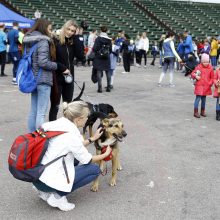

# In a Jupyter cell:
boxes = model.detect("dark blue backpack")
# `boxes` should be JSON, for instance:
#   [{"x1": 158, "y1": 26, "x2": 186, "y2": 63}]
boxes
[{"x1": 16, "y1": 44, "x2": 42, "y2": 93}]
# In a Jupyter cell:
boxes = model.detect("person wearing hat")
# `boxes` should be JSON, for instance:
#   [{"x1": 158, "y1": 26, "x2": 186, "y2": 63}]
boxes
[
  {"x1": 0, "y1": 23, "x2": 7, "y2": 77},
  {"x1": 191, "y1": 53, "x2": 214, "y2": 118}
]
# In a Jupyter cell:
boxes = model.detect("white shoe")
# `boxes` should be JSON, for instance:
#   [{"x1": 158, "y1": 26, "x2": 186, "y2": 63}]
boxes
[
  {"x1": 32, "y1": 185, "x2": 51, "y2": 201},
  {"x1": 47, "y1": 193, "x2": 75, "y2": 211},
  {"x1": 157, "y1": 83, "x2": 162, "y2": 87},
  {"x1": 144, "y1": 65, "x2": 147, "y2": 68},
  {"x1": 135, "y1": 64, "x2": 140, "y2": 67},
  {"x1": 121, "y1": 71, "x2": 127, "y2": 74},
  {"x1": 169, "y1": 83, "x2": 175, "y2": 88}
]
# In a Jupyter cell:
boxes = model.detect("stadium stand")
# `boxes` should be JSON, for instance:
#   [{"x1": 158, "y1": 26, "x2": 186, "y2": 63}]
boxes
[{"x1": 2, "y1": 0, "x2": 220, "y2": 41}]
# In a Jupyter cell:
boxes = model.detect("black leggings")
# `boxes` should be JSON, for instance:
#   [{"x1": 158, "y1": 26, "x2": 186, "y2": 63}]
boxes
[
  {"x1": 139, "y1": 49, "x2": 147, "y2": 65},
  {"x1": 123, "y1": 53, "x2": 131, "y2": 72},
  {"x1": 49, "y1": 76, "x2": 74, "y2": 121},
  {"x1": 0, "y1": 51, "x2": 6, "y2": 74}
]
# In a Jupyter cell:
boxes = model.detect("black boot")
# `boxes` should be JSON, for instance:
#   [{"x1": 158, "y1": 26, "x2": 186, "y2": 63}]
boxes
[
  {"x1": 97, "y1": 87, "x2": 102, "y2": 93},
  {"x1": 106, "y1": 86, "x2": 111, "y2": 92}
]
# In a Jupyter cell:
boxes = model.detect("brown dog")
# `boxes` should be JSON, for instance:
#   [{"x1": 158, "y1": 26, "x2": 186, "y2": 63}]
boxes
[{"x1": 91, "y1": 118, "x2": 127, "y2": 192}]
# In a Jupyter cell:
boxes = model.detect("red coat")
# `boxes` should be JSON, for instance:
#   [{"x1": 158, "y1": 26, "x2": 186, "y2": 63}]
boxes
[
  {"x1": 213, "y1": 69, "x2": 220, "y2": 98},
  {"x1": 191, "y1": 63, "x2": 214, "y2": 96}
]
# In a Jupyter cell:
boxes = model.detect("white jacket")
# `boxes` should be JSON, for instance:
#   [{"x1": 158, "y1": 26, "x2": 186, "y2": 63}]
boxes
[
  {"x1": 138, "y1": 37, "x2": 149, "y2": 52},
  {"x1": 39, "y1": 117, "x2": 92, "y2": 192},
  {"x1": 88, "y1": 33, "x2": 97, "y2": 49}
]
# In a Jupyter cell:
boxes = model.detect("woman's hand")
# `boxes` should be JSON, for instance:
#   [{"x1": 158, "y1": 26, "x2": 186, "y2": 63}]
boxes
[
  {"x1": 91, "y1": 127, "x2": 103, "y2": 142},
  {"x1": 63, "y1": 69, "x2": 70, "y2": 75},
  {"x1": 103, "y1": 146, "x2": 111, "y2": 156}
]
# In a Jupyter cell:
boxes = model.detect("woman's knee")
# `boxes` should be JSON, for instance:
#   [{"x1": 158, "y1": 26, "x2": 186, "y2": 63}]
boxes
[{"x1": 90, "y1": 163, "x2": 101, "y2": 176}]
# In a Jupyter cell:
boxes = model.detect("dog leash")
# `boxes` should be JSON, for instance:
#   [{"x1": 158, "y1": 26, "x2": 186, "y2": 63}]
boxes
[
  {"x1": 74, "y1": 80, "x2": 94, "y2": 104},
  {"x1": 101, "y1": 164, "x2": 108, "y2": 176}
]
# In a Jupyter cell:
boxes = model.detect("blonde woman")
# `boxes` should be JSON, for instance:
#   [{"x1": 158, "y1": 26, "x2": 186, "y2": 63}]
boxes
[
  {"x1": 49, "y1": 20, "x2": 85, "y2": 121},
  {"x1": 33, "y1": 101, "x2": 111, "y2": 211}
]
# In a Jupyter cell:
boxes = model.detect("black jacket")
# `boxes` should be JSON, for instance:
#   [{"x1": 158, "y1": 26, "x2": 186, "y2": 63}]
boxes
[
  {"x1": 54, "y1": 36, "x2": 84, "y2": 80},
  {"x1": 121, "y1": 40, "x2": 130, "y2": 54},
  {"x1": 93, "y1": 34, "x2": 112, "y2": 71}
]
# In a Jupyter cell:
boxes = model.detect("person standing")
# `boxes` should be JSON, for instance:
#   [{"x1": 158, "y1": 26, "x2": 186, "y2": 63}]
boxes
[
  {"x1": 158, "y1": 32, "x2": 182, "y2": 87},
  {"x1": 93, "y1": 26, "x2": 111, "y2": 93},
  {"x1": 134, "y1": 34, "x2": 141, "y2": 66},
  {"x1": 49, "y1": 20, "x2": 85, "y2": 121},
  {"x1": 138, "y1": 32, "x2": 149, "y2": 67},
  {"x1": 23, "y1": 19, "x2": 64, "y2": 132},
  {"x1": 7, "y1": 22, "x2": 20, "y2": 84},
  {"x1": 210, "y1": 37, "x2": 218, "y2": 69},
  {"x1": 121, "y1": 34, "x2": 131, "y2": 73},
  {"x1": 213, "y1": 67, "x2": 220, "y2": 120},
  {"x1": 0, "y1": 23, "x2": 7, "y2": 77},
  {"x1": 108, "y1": 36, "x2": 119, "y2": 90},
  {"x1": 182, "y1": 30, "x2": 193, "y2": 59},
  {"x1": 150, "y1": 41, "x2": 159, "y2": 66},
  {"x1": 86, "y1": 29, "x2": 97, "y2": 66},
  {"x1": 191, "y1": 53, "x2": 214, "y2": 118}
]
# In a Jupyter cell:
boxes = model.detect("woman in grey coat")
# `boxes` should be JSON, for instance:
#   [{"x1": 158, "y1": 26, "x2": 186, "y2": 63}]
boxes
[{"x1": 22, "y1": 19, "x2": 69, "y2": 132}]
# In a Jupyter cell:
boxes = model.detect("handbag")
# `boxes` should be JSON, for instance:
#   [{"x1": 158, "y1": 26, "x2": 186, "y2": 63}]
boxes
[
  {"x1": 88, "y1": 51, "x2": 95, "y2": 61},
  {"x1": 91, "y1": 68, "x2": 98, "y2": 83}
]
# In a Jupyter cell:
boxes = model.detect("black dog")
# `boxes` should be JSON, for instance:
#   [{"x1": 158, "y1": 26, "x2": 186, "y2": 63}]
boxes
[{"x1": 73, "y1": 83, "x2": 118, "y2": 137}]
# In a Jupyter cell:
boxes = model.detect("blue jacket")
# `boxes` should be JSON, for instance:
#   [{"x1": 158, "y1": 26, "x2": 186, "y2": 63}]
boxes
[
  {"x1": 0, "y1": 30, "x2": 7, "y2": 52},
  {"x1": 177, "y1": 42, "x2": 184, "y2": 55},
  {"x1": 163, "y1": 40, "x2": 175, "y2": 58},
  {"x1": 7, "y1": 29, "x2": 19, "y2": 52},
  {"x1": 183, "y1": 35, "x2": 193, "y2": 55}
]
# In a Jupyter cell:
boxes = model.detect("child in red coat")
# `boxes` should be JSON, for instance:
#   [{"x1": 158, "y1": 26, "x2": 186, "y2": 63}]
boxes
[
  {"x1": 213, "y1": 68, "x2": 220, "y2": 120},
  {"x1": 191, "y1": 53, "x2": 214, "y2": 118}
]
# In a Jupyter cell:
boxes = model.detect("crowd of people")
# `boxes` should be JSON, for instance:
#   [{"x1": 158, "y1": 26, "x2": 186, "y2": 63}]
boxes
[{"x1": 1, "y1": 17, "x2": 220, "y2": 211}]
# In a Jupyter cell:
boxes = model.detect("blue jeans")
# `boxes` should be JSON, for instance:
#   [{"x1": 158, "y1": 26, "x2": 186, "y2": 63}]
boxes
[
  {"x1": 28, "y1": 84, "x2": 51, "y2": 132},
  {"x1": 216, "y1": 98, "x2": 220, "y2": 111},
  {"x1": 210, "y1": 56, "x2": 217, "y2": 68},
  {"x1": 9, "y1": 51, "x2": 20, "y2": 78},
  {"x1": 194, "y1": 95, "x2": 206, "y2": 109},
  {"x1": 33, "y1": 163, "x2": 101, "y2": 196},
  {"x1": 159, "y1": 51, "x2": 163, "y2": 66}
]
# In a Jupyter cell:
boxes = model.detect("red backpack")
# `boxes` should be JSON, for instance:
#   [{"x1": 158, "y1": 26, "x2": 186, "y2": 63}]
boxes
[{"x1": 8, "y1": 128, "x2": 65, "y2": 182}]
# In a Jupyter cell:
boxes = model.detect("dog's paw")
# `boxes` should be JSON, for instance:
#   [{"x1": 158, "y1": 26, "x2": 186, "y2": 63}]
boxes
[
  {"x1": 117, "y1": 166, "x2": 123, "y2": 171},
  {"x1": 91, "y1": 184, "x2": 99, "y2": 192},
  {"x1": 110, "y1": 179, "x2": 117, "y2": 186}
]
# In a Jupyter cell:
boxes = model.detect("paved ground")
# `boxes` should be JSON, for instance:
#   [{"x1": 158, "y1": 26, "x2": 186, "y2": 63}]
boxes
[{"x1": 0, "y1": 61, "x2": 220, "y2": 220}]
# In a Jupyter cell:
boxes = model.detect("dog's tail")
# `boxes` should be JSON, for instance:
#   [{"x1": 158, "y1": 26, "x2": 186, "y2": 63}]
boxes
[{"x1": 72, "y1": 82, "x2": 85, "y2": 101}]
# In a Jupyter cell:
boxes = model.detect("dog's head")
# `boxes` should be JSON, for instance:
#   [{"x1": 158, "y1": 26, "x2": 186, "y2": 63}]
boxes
[
  {"x1": 98, "y1": 104, "x2": 118, "y2": 118},
  {"x1": 101, "y1": 118, "x2": 127, "y2": 142}
]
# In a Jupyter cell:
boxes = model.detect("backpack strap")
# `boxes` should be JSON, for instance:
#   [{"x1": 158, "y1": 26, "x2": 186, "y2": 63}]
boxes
[
  {"x1": 24, "y1": 43, "x2": 43, "y2": 82},
  {"x1": 44, "y1": 154, "x2": 66, "y2": 168},
  {"x1": 44, "y1": 155, "x2": 70, "y2": 184}
]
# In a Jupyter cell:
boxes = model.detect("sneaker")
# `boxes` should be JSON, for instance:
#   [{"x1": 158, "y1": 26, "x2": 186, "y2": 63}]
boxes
[
  {"x1": 11, "y1": 80, "x2": 17, "y2": 85},
  {"x1": 47, "y1": 193, "x2": 75, "y2": 211},
  {"x1": 157, "y1": 83, "x2": 162, "y2": 87},
  {"x1": 144, "y1": 65, "x2": 147, "y2": 68},
  {"x1": 135, "y1": 64, "x2": 140, "y2": 67},
  {"x1": 122, "y1": 71, "x2": 128, "y2": 74},
  {"x1": 169, "y1": 83, "x2": 175, "y2": 88},
  {"x1": 32, "y1": 185, "x2": 51, "y2": 201}
]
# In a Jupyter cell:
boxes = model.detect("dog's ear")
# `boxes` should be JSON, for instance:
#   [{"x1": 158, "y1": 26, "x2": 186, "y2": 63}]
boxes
[{"x1": 102, "y1": 118, "x2": 109, "y2": 127}]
